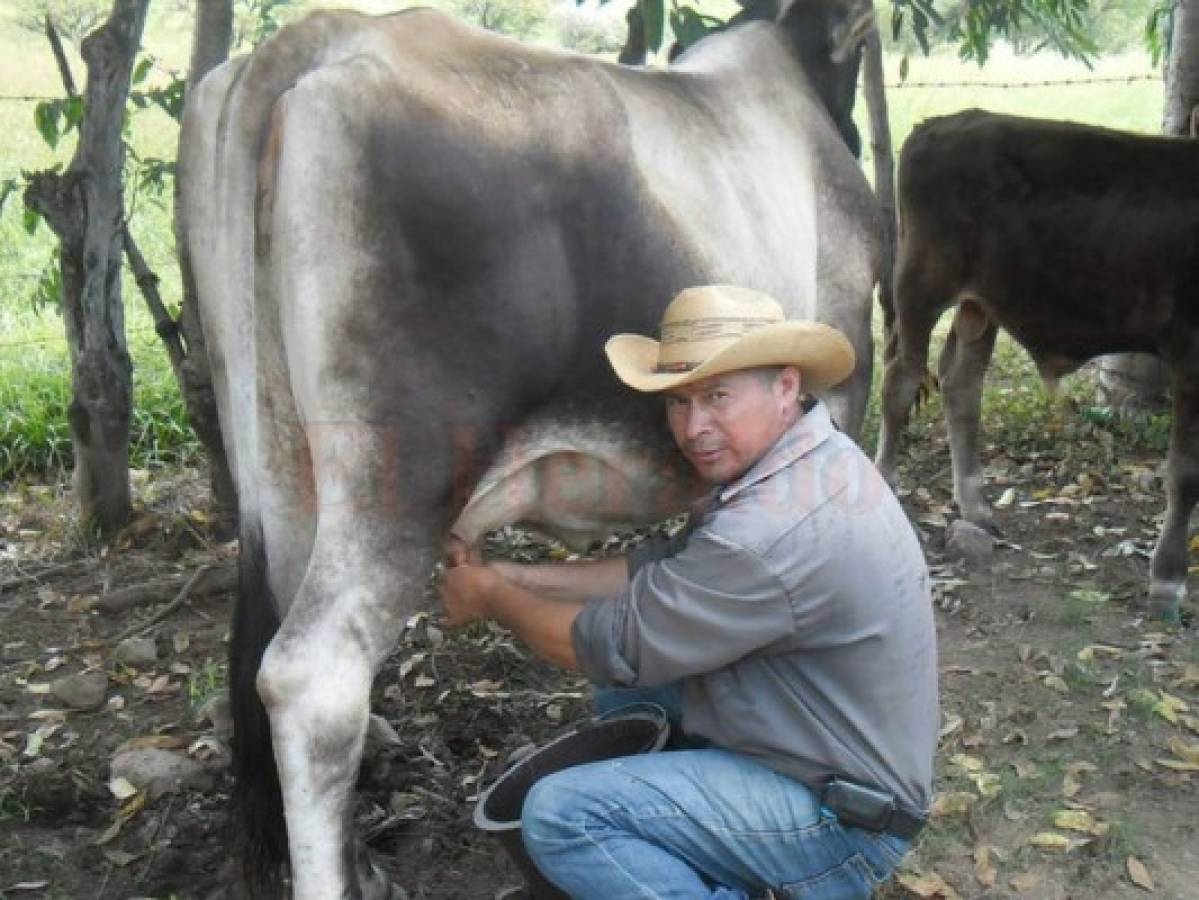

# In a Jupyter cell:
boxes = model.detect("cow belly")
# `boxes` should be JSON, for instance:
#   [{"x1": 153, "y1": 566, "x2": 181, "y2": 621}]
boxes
[{"x1": 452, "y1": 421, "x2": 703, "y2": 550}]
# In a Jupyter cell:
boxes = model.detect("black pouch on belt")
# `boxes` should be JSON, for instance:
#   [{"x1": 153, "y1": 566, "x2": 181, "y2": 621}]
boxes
[
  {"x1": 822, "y1": 777, "x2": 925, "y2": 840},
  {"x1": 822, "y1": 778, "x2": 895, "y2": 831}
]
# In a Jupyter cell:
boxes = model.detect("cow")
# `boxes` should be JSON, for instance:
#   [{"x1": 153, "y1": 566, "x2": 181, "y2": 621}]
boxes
[
  {"x1": 176, "y1": 1, "x2": 881, "y2": 896},
  {"x1": 874, "y1": 108, "x2": 1198, "y2": 624}
]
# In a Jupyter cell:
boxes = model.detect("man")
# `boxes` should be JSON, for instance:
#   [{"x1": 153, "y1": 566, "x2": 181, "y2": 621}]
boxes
[{"x1": 439, "y1": 285, "x2": 938, "y2": 899}]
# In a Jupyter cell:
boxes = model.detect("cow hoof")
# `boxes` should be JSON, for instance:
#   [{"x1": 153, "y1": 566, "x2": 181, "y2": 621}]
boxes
[{"x1": 1144, "y1": 581, "x2": 1184, "y2": 625}]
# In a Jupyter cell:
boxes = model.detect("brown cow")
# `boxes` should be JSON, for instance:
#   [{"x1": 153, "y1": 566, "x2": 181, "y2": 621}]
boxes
[{"x1": 874, "y1": 108, "x2": 1198, "y2": 623}]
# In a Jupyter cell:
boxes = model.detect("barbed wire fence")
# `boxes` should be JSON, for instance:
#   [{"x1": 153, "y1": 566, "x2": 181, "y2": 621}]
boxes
[
  {"x1": 0, "y1": 72, "x2": 1162, "y2": 102},
  {"x1": 0, "y1": 70, "x2": 1163, "y2": 351}
]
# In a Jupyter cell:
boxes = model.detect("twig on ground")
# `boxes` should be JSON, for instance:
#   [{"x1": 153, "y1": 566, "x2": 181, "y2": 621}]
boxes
[
  {"x1": 110, "y1": 565, "x2": 213, "y2": 643},
  {"x1": 0, "y1": 559, "x2": 94, "y2": 593},
  {"x1": 136, "y1": 793, "x2": 175, "y2": 884},
  {"x1": 97, "y1": 561, "x2": 235, "y2": 613}
]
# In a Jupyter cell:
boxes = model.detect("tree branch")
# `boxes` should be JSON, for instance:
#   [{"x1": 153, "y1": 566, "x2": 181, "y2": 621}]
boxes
[
  {"x1": 45, "y1": 14, "x2": 78, "y2": 97},
  {"x1": 43, "y1": 15, "x2": 185, "y2": 381}
]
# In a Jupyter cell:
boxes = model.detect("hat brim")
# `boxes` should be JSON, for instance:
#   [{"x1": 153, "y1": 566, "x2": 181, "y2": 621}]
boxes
[{"x1": 604, "y1": 322, "x2": 855, "y2": 393}]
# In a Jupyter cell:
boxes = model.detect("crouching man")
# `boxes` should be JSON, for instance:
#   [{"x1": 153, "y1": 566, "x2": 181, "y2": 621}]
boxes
[{"x1": 439, "y1": 285, "x2": 938, "y2": 899}]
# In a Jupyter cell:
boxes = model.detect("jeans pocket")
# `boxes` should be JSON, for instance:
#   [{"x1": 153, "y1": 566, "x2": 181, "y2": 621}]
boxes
[
  {"x1": 857, "y1": 829, "x2": 909, "y2": 873},
  {"x1": 773, "y1": 852, "x2": 877, "y2": 900}
]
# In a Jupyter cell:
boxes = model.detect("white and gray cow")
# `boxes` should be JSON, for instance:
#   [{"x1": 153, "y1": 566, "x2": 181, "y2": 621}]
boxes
[{"x1": 177, "y1": 2, "x2": 881, "y2": 896}]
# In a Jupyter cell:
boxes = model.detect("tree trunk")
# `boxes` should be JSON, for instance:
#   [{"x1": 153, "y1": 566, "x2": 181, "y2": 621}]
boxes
[
  {"x1": 24, "y1": 0, "x2": 150, "y2": 535},
  {"x1": 1096, "y1": 0, "x2": 1198, "y2": 413},
  {"x1": 187, "y1": 0, "x2": 233, "y2": 90},
  {"x1": 861, "y1": 21, "x2": 897, "y2": 360},
  {"x1": 177, "y1": 0, "x2": 238, "y2": 526}
]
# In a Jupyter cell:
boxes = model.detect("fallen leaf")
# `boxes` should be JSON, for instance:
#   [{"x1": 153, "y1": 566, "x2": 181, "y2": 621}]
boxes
[
  {"x1": 1009, "y1": 871, "x2": 1044, "y2": 893},
  {"x1": 1182, "y1": 716, "x2": 1199, "y2": 736},
  {"x1": 115, "y1": 734, "x2": 186, "y2": 754},
  {"x1": 1042, "y1": 674, "x2": 1070, "y2": 694},
  {"x1": 1047, "y1": 727, "x2": 1079, "y2": 742},
  {"x1": 1029, "y1": 832, "x2": 1073, "y2": 851},
  {"x1": 413, "y1": 675, "x2": 436, "y2": 689},
  {"x1": 469, "y1": 679, "x2": 505, "y2": 693},
  {"x1": 1012, "y1": 759, "x2": 1039, "y2": 779},
  {"x1": 101, "y1": 847, "x2": 140, "y2": 867},
  {"x1": 1127, "y1": 856, "x2": 1155, "y2": 892},
  {"x1": 931, "y1": 791, "x2": 977, "y2": 818},
  {"x1": 1168, "y1": 737, "x2": 1199, "y2": 766},
  {"x1": 96, "y1": 789, "x2": 147, "y2": 846},
  {"x1": 1154, "y1": 757, "x2": 1199, "y2": 772},
  {"x1": 896, "y1": 871, "x2": 962, "y2": 899},
  {"x1": 398, "y1": 653, "x2": 427, "y2": 680},
  {"x1": 1154, "y1": 692, "x2": 1189, "y2": 724},
  {"x1": 974, "y1": 844, "x2": 998, "y2": 888},
  {"x1": 1052, "y1": 809, "x2": 1108, "y2": 836},
  {"x1": 27, "y1": 709, "x2": 68, "y2": 723},
  {"x1": 1063, "y1": 762, "x2": 1097, "y2": 798},
  {"x1": 1176, "y1": 664, "x2": 1199, "y2": 689},
  {"x1": 172, "y1": 632, "x2": 190, "y2": 654},
  {"x1": 969, "y1": 772, "x2": 1002, "y2": 799},
  {"x1": 68, "y1": 595, "x2": 98, "y2": 613},
  {"x1": 939, "y1": 713, "x2": 964, "y2": 742},
  {"x1": 949, "y1": 753, "x2": 985, "y2": 772},
  {"x1": 1070, "y1": 588, "x2": 1110, "y2": 604},
  {"x1": 107, "y1": 777, "x2": 139, "y2": 800}
]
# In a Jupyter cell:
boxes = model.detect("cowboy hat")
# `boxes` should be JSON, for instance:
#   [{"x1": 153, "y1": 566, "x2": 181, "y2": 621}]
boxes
[{"x1": 604, "y1": 285, "x2": 855, "y2": 393}]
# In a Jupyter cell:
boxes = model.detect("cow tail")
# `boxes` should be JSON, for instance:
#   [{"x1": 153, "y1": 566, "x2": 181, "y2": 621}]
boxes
[{"x1": 228, "y1": 520, "x2": 288, "y2": 893}]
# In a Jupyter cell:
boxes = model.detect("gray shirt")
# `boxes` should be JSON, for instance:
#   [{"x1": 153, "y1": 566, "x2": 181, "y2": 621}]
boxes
[{"x1": 572, "y1": 402, "x2": 938, "y2": 813}]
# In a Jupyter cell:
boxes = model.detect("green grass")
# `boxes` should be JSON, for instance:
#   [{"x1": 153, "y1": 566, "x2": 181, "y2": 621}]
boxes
[
  {"x1": 187, "y1": 656, "x2": 227, "y2": 706},
  {"x1": 0, "y1": 4, "x2": 1171, "y2": 481}
]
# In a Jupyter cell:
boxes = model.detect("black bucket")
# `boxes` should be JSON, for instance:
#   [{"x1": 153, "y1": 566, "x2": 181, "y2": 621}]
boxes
[{"x1": 473, "y1": 705, "x2": 670, "y2": 899}]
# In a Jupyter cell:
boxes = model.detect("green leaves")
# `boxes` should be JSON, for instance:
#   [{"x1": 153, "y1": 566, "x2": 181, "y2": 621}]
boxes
[
  {"x1": 32, "y1": 97, "x2": 85, "y2": 150},
  {"x1": 129, "y1": 75, "x2": 186, "y2": 123},
  {"x1": 1145, "y1": 0, "x2": 1172, "y2": 66},
  {"x1": 0, "y1": 178, "x2": 18, "y2": 218},
  {"x1": 668, "y1": 3, "x2": 724, "y2": 53},
  {"x1": 640, "y1": 0, "x2": 665, "y2": 53},
  {"x1": 889, "y1": 0, "x2": 1101, "y2": 66}
]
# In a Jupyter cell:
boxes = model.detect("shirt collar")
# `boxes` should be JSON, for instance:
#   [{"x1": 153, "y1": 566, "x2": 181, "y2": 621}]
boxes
[{"x1": 717, "y1": 400, "x2": 837, "y2": 504}]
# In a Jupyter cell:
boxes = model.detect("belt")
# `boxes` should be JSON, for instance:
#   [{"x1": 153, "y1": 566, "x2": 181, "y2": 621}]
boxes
[{"x1": 876, "y1": 805, "x2": 925, "y2": 841}]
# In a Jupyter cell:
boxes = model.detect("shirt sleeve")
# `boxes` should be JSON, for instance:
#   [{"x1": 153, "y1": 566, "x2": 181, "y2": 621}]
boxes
[
  {"x1": 572, "y1": 527, "x2": 793, "y2": 687},
  {"x1": 625, "y1": 529, "x2": 690, "y2": 577}
]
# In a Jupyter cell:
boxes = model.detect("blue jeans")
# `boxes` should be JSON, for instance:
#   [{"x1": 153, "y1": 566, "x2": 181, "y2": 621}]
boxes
[{"x1": 521, "y1": 688, "x2": 910, "y2": 898}]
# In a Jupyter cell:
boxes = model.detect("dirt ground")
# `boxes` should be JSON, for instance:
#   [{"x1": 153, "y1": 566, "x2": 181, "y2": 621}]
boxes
[{"x1": 1, "y1": 407, "x2": 1197, "y2": 900}]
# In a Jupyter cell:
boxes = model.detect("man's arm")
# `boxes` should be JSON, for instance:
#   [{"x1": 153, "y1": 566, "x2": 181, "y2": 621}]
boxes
[
  {"x1": 491, "y1": 557, "x2": 629, "y2": 603},
  {"x1": 440, "y1": 563, "x2": 623, "y2": 670}
]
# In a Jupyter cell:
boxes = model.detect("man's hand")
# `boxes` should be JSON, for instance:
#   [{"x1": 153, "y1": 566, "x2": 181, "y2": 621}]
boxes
[
  {"x1": 438, "y1": 561, "x2": 584, "y2": 670},
  {"x1": 439, "y1": 564, "x2": 500, "y2": 628}
]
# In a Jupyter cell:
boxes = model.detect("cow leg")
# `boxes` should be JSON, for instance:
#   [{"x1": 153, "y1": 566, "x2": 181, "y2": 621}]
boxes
[
  {"x1": 937, "y1": 304, "x2": 999, "y2": 530},
  {"x1": 1147, "y1": 374, "x2": 1199, "y2": 622},
  {"x1": 259, "y1": 537, "x2": 432, "y2": 900},
  {"x1": 256, "y1": 429, "x2": 440, "y2": 899},
  {"x1": 874, "y1": 285, "x2": 940, "y2": 486}
]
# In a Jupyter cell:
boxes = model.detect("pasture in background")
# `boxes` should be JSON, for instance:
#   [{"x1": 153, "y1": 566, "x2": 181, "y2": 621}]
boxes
[{"x1": 0, "y1": 0, "x2": 1166, "y2": 484}]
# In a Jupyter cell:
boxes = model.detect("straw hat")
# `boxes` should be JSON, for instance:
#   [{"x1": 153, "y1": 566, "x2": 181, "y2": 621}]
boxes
[{"x1": 604, "y1": 285, "x2": 855, "y2": 393}]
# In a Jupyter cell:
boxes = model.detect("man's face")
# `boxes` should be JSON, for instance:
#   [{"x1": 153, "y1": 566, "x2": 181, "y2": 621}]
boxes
[{"x1": 663, "y1": 366, "x2": 802, "y2": 485}]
